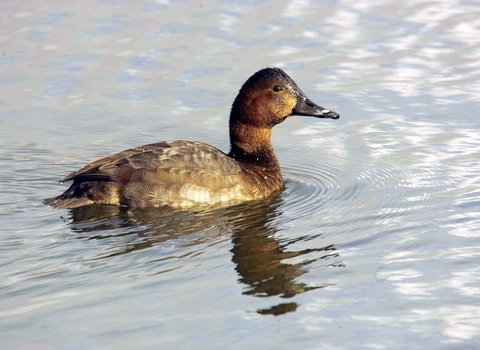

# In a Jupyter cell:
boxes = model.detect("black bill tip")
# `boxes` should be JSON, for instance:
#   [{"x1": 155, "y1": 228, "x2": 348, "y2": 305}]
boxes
[{"x1": 319, "y1": 109, "x2": 340, "y2": 119}]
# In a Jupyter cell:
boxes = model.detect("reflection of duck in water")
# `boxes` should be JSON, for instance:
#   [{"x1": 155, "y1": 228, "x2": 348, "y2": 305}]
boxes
[
  {"x1": 68, "y1": 197, "x2": 343, "y2": 316},
  {"x1": 47, "y1": 68, "x2": 339, "y2": 209}
]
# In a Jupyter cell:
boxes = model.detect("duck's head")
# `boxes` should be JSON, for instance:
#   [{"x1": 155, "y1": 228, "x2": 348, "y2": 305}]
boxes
[{"x1": 230, "y1": 67, "x2": 339, "y2": 129}]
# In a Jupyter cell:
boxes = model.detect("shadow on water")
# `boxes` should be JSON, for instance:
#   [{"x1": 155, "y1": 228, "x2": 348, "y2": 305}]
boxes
[{"x1": 65, "y1": 197, "x2": 343, "y2": 316}]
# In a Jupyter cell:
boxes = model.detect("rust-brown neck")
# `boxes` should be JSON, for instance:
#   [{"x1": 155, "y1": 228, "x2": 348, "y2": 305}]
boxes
[{"x1": 228, "y1": 121, "x2": 279, "y2": 167}]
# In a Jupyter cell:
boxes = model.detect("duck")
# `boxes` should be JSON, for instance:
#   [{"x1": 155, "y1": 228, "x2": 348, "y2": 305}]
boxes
[{"x1": 46, "y1": 67, "x2": 339, "y2": 209}]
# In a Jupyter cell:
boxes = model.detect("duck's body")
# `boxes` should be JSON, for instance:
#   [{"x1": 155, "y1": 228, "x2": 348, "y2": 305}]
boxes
[
  {"x1": 47, "y1": 68, "x2": 339, "y2": 209},
  {"x1": 49, "y1": 140, "x2": 282, "y2": 208}
]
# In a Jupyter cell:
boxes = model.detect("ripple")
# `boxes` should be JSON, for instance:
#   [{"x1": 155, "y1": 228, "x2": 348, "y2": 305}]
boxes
[
  {"x1": 282, "y1": 162, "x2": 338, "y2": 219},
  {"x1": 280, "y1": 148, "x2": 449, "y2": 227},
  {"x1": 279, "y1": 147, "x2": 358, "y2": 222}
]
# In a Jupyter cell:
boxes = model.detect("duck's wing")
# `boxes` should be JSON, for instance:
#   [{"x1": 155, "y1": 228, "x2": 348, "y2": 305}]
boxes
[
  {"x1": 60, "y1": 141, "x2": 167, "y2": 184},
  {"x1": 61, "y1": 140, "x2": 241, "y2": 185}
]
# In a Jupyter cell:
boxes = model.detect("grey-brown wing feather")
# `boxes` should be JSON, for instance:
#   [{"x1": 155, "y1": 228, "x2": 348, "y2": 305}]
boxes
[{"x1": 62, "y1": 140, "x2": 242, "y2": 185}]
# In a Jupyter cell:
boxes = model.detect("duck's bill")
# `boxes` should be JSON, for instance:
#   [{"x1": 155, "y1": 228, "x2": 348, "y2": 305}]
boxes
[{"x1": 292, "y1": 96, "x2": 340, "y2": 119}]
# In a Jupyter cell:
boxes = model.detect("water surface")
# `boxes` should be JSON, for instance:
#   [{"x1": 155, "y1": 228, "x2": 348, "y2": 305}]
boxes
[{"x1": 1, "y1": 0, "x2": 480, "y2": 349}]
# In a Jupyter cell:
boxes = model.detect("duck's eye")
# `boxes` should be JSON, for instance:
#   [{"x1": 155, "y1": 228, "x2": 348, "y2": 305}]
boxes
[{"x1": 273, "y1": 85, "x2": 283, "y2": 92}]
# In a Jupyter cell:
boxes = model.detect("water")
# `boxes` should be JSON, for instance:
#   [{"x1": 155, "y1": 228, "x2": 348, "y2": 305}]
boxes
[{"x1": 1, "y1": 0, "x2": 480, "y2": 348}]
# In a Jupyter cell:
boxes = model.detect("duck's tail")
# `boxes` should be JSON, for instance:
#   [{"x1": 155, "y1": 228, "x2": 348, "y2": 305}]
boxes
[{"x1": 44, "y1": 181, "x2": 119, "y2": 209}]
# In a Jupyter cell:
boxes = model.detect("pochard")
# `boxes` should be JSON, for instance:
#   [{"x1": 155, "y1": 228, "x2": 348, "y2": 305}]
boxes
[{"x1": 46, "y1": 67, "x2": 339, "y2": 208}]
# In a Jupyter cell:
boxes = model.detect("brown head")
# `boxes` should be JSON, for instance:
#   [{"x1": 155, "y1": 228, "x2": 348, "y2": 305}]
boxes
[{"x1": 229, "y1": 67, "x2": 340, "y2": 158}]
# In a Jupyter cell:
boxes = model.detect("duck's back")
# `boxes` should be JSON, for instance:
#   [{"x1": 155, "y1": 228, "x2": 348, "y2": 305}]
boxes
[{"x1": 47, "y1": 140, "x2": 265, "y2": 209}]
